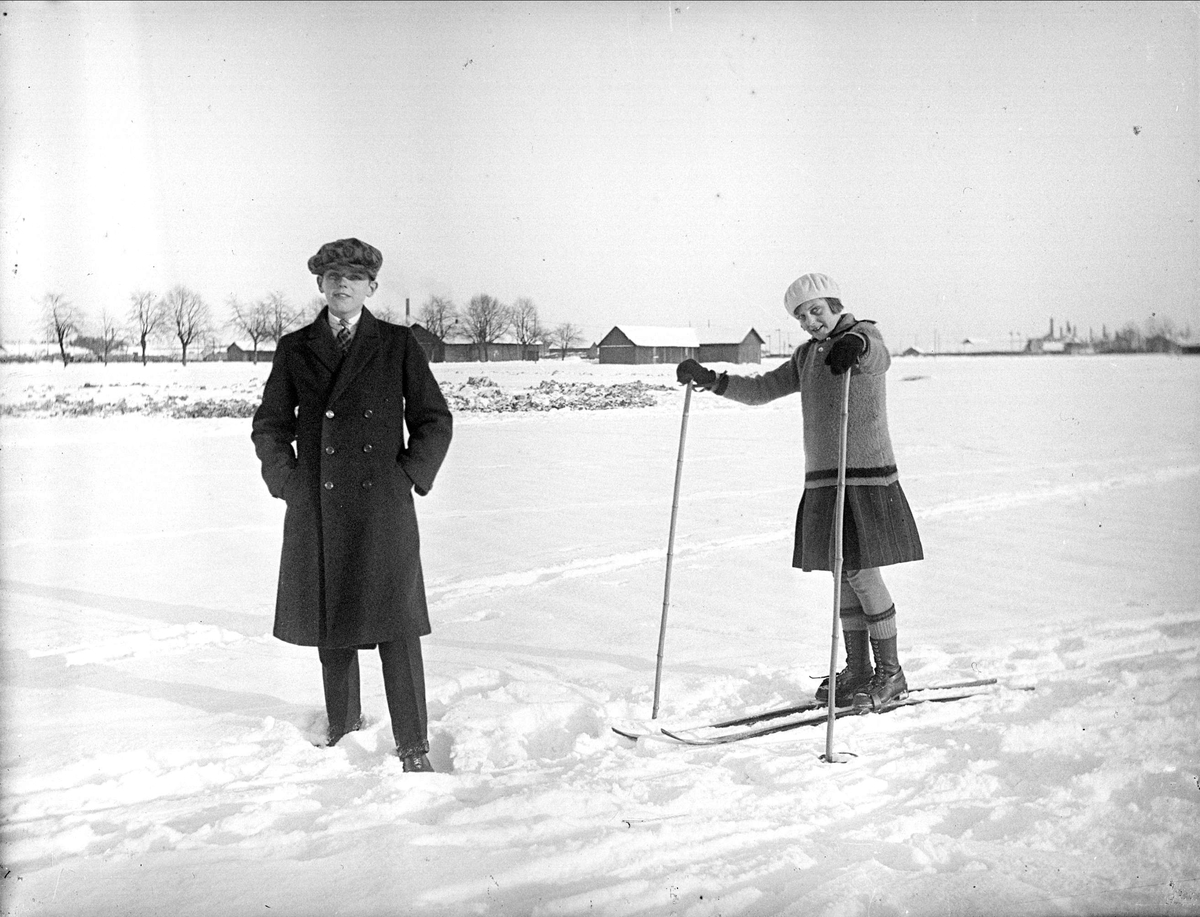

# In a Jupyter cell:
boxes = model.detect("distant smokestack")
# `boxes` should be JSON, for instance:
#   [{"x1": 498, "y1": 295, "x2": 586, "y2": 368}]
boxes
[
  {"x1": 406, "y1": 298, "x2": 410, "y2": 325},
  {"x1": 1049, "y1": 317, "x2": 1055, "y2": 338}
]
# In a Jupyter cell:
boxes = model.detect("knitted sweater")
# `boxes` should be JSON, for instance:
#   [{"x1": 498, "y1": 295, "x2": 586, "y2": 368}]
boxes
[{"x1": 718, "y1": 314, "x2": 897, "y2": 489}]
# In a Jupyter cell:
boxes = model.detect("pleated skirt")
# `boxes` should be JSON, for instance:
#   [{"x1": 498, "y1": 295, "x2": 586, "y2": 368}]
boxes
[{"x1": 793, "y1": 482, "x2": 924, "y2": 572}]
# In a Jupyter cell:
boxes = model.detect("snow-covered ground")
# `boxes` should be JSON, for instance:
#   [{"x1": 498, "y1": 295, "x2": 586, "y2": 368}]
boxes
[{"x1": 2, "y1": 354, "x2": 1198, "y2": 917}]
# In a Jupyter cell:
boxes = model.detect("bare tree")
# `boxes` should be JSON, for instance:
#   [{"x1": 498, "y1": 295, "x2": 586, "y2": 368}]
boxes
[
  {"x1": 463, "y1": 294, "x2": 510, "y2": 362},
  {"x1": 307, "y1": 295, "x2": 327, "y2": 320},
  {"x1": 550, "y1": 322, "x2": 584, "y2": 360},
  {"x1": 128, "y1": 290, "x2": 167, "y2": 365},
  {"x1": 1110, "y1": 321, "x2": 1143, "y2": 353},
  {"x1": 163, "y1": 285, "x2": 212, "y2": 366},
  {"x1": 42, "y1": 292, "x2": 82, "y2": 367},
  {"x1": 262, "y1": 291, "x2": 302, "y2": 342},
  {"x1": 73, "y1": 311, "x2": 127, "y2": 364},
  {"x1": 95, "y1": 310, "x2": 126, "y2": 364},
  {"x1": 1144, "y1": 313, "x2": 1178, "y2": 340},
  {"x1": 372, "y1": 303, "x2": 401, "y2": 323},
  {"x1": 227, "y1": 295, "x2": 272, "y2": 363},
  {"x1": 510, "y1": 297, "x2": 544, "y2": 361},
  {"x1": 73, "y1": 321, "x2": 124, "y2": 364},
  {"x1": 418, "y1": 295, "x2": 459, "y2": 341},
  {"x1": 199, "y1": 330, "x2": 222, "y2": 361}
]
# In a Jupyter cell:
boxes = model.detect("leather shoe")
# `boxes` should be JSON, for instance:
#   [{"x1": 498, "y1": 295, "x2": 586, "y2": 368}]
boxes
[{"x1": 400, "y1": 752, "x2": 434, "y2": 773}]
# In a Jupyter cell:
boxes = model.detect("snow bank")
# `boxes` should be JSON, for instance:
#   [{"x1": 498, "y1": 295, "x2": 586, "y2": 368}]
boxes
[{"x1": 0, "y1": 359, "x2": 678, "y2": 417}]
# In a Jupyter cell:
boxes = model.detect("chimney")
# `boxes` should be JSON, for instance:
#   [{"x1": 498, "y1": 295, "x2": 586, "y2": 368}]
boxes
[
  {"x1": 1049, "y1": 317, "x2": 1055, "y2": 338},
  {"x1": 405, "y1": 298, "x2": 410, "y2": 326}
]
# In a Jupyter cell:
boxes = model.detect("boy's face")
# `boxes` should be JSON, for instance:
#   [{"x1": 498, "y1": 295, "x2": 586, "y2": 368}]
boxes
[
  {"x1": 318, "y1": 268, "x2": 377, "y2": 320},
  {"x1": 793, "y1": 298, "x2": 839, "y2": 340}
]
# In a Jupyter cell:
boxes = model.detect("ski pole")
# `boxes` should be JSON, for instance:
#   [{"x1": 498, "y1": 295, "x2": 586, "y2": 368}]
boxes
[
  {"x1": 823, "y1": 369, "x2": 853, "y2": 763},
  {"x1": 652, "y1": 380, "x2": 693, "y2": 719}
]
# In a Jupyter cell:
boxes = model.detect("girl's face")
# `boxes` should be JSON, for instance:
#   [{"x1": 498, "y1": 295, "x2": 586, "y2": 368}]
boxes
[{"x1": 793, "y1": 298, "x2": 839, "y2": 340}]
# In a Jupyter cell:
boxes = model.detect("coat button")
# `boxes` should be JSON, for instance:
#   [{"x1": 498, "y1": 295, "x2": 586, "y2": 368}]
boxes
[
  {"x1": 324, "y1": 481, "x2": 334, "y2": 490},
  {"x1": 325, "y1": 446, "x2": 335, "y2": 454},
  {"x1": 363, "y1": 409, "x2": 373, "y2": 419},
  {"x1": 325, "y1": 409, "x2": 335, "y2": 419},
  {"x1": 362, "y1": 480, "x2": 373, "y2": 489},
  {"x1": 362, "y1": 444, "x2": 373, "y2": 453}
]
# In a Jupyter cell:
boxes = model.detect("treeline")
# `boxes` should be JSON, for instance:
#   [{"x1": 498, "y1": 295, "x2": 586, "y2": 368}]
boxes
[
  {"x1": 1091, "y1": 316, "x2": 1194, "y2": 353},
  {"x1": 22, "y1": 288, "x2": 588, "y2": 366}
]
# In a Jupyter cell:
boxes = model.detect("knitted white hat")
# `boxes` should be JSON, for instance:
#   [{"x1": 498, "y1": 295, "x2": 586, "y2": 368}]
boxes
[{"x1": 784, "y1": 273, "x2": 841, "y2": 317}]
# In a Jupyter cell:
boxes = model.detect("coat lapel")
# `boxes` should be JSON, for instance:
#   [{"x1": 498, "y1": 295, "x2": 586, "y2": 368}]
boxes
[
  {"x1": 304, "y1": 308, "x2": 342, "y2": 377},
  {"x1": 328, "y1": 307, "x2": 381, "y2": 407}
]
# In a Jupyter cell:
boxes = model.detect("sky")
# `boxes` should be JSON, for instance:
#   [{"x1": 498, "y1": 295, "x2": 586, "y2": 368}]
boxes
[{"x1": 1, "y1": 0, "x2": 1196, "y2": 352}]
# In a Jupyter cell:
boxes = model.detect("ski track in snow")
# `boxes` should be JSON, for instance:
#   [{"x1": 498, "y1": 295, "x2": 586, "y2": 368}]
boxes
[
  {"x1": 25, "y1": 622, "x2": 248, "y2": 666},
  {"x1": 9, "y1": 462, "x2": 1196, "y2": 668},
  {"x1": 2, "y1": 523, "x2": 277, "y2": 550},
  {"x1": 428, "y1": 462, "x2": 1200, "y2": 606},
  {"x1": 916, "y1": 463, "x2": 1200, "y2": 519}
]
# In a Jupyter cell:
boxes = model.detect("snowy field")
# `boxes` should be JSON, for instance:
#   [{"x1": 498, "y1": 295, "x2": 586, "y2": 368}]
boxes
[{"x1": 1, "y1": 354, "x2": 1198, "y2": 917}]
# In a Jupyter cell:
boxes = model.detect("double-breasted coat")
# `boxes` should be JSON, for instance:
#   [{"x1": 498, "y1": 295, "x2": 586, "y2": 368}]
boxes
[{"x1": 252, "y1": 308, "x2": 453, "y2": 647}]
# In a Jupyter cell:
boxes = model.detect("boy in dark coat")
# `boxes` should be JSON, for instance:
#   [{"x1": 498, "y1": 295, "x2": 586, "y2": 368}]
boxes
[
  {"x1": 677, "y1": 273, "x2": 922, "y2": 710},
  {"x1": 252, "y1": 238, "x2": 453, "y2": 771}
]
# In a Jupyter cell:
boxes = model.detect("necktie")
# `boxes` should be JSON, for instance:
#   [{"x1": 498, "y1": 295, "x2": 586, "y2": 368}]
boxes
[{"x1": 336, "y1": 319, "x2": 352, "y2": 354}]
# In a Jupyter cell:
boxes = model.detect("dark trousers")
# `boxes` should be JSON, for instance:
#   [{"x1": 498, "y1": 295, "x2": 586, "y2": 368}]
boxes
[{"x1": 318, "y1": 637, "x2": 429, "y2": 755}]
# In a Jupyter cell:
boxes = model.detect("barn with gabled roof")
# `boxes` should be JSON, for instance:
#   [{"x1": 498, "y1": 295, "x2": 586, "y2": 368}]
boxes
[
  {"x1": 597, "y1": 326, "x2": 699, "y2": 364},
  {"x1": 697, "y1": 327, "x2": 765, "y2": 364}
]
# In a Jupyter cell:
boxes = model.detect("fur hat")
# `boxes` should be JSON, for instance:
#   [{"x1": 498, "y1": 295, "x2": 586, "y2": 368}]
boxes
[
  {"x1": 783, "y1": 273, "x2": 840, "y2": 317},
  {"x1": 308, "y1": 238, "x2": 383, "y2": 280}
]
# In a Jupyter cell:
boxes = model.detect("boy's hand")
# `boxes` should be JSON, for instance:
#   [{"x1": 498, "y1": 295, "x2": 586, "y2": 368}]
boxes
[
  {"x1": 676, "y1": 358, "x2": 717, "y2": 388},
  {"x1": 825, "y1": 334, "x2": 866, "y2": 375}
]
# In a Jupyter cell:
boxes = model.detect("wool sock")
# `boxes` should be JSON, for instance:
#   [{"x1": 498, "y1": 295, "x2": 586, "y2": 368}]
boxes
[{"x1": 865, "y1": 604, "x2": 898, "y2": 641}]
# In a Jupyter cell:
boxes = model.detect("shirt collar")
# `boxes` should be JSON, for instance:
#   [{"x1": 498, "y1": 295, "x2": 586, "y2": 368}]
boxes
[{"x1": 329, "y1": 309, "x2": 363, "y2": 331}]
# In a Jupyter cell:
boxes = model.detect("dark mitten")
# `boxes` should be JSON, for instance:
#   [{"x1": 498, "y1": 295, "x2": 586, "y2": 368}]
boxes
[
  {"x1": 825, "y1": 334, "x2": 866, "y2": 375},
  {"x1": 676, "y1": 358, "x2": 717, "y2": 388}
]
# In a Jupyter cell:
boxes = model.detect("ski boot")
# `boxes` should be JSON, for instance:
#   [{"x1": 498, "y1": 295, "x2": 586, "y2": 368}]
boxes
[
  {"x1": 853, "y1": 635, "x2": 908, "y2": 711},
  {"x1": 815, "y1": 629, "x2": 873, "y2": 707}
]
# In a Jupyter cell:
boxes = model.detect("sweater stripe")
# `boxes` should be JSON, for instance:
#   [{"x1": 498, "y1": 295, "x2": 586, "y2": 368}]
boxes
[{"x1": 805, "y1": 464, "x2": 900, "y2": 488}]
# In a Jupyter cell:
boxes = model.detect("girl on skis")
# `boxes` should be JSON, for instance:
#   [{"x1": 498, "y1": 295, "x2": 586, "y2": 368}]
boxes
[{"x1": 675, "y1": 273, "x2": 923, "y2": 710}]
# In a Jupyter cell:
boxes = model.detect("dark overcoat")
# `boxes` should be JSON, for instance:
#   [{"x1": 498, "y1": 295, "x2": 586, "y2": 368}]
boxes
[{"x1": 252, "y1": 308, "x2": 453, "y2": 647}]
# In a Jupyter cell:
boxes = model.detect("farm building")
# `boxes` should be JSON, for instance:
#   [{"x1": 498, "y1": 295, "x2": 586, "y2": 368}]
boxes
[
  {"x1": 405, "y1": 324, "x2": 446, "y2": 363},
  {"x1": 697, "y1": 327, "x2": 765, "y2": 364},
  {"x1": 597, "y1": 326, "x2": 699, "y2": 364},
  {"x1": 225, "y1": 342, "x2": 275, "y2": 362},
  {"x1": 441, "y1": 334, "x2": 541, "y2": 363},
  {"x1": 394, "y1": 322, "x2": 542, "y2": 363}
]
